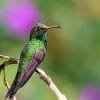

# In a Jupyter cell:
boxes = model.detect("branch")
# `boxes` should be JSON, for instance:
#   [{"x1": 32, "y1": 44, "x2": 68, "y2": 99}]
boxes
[
  {"x1": 0, "y1": 55, "x2": 10, "y2": 59},
  {"x1": 0, "y1": 55, "x2": 18, "y2": 72},
  {"x1": 0, "y1": 55, "x2": 17, "y2": 100},
  {"x1": 0, "y1": 55, "x2": 67, "y2": 100},
  {"x1": 36, "y1": 68, "x2": 67, "y2": 100}
]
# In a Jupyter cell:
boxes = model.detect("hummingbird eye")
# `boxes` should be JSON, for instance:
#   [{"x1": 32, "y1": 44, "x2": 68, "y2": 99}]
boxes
[{"x1": 36, "y1": 27, "x2": 42, "y2": 35}]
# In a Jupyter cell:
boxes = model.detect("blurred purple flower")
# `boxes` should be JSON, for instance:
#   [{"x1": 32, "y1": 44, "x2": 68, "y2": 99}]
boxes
[
  {"x1": 3, "y1": 1, "x2": 41, "y2": 38},
  {"x1": 79, "y1": 85, "x2": 100, "y2": 100}
]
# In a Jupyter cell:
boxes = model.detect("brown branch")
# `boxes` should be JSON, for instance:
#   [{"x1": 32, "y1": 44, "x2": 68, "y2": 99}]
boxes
[
  {"x1": 0, "y1": 55, "x2": 10, "y2": 59},
  {"x1": 0, "y1": 55, "x2": 18, "y2": 72},
  {"x1": 0, "y1": 55, "x2": 67, "y2": 100}
]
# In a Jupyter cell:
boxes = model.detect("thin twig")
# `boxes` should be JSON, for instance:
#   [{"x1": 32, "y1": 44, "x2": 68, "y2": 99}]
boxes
[
  {"x1": 3, "y1": 67, "x2": 10, "y2": 90},
  {"x1": 0, "y1": 55, "x2": 10, "y2": 59},
  {"x1": 0, "y1": 55, "x2": 67, "y2": 100},
  {"x1": 36, "y1": 68, "x2": 67, "y2": 100}
]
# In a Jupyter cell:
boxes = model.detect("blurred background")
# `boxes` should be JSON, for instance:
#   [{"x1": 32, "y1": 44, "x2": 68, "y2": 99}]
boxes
[{"x1": 0, "y1": 0, "x2": 100, "y2": 100}]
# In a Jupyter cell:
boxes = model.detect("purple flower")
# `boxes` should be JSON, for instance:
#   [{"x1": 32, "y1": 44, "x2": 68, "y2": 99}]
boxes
[
  {"x1": 3, "y1": 1, "x2": 41, "y2": 38},
  {"x1": 79, "y1": 85, "x2": 100, "y2": 100}
]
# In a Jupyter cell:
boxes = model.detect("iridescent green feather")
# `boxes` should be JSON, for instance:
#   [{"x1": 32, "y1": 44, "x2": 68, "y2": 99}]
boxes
[{"x1": 20, "y1": 36, "x2": 46, "y2": 70}]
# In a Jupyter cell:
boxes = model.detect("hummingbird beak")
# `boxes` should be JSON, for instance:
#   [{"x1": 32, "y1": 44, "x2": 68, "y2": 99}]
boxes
[{"x1": 47, "y1": 26, "x2": 61, "y2": 30}]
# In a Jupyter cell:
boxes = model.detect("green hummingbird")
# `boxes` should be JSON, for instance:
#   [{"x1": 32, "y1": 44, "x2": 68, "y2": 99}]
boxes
[{"x1": 6, "y1": 23, "x2": 60, "y2": 99}]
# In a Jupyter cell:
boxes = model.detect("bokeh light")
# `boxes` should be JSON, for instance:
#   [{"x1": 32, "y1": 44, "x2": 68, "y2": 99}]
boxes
[
  {"x1": 3, "y1": 1, "x2": 41, "y2": 38},
  {"x1": 79, "y1": 85, "x2": 100, "y2": 100}
]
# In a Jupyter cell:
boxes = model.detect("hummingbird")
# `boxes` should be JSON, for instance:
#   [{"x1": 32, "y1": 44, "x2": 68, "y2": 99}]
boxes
[{"x1": 6, "y1": 23, "x2": 60, "y2": 99}]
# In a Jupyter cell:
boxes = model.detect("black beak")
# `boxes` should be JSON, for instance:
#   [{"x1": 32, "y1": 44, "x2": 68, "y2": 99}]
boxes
[
  {"x1": 36, "y1": 23, "x2": 61, "y2": 30},
  {"x1": 47, "y1": 26, "x2": 61, "y2": 29}
]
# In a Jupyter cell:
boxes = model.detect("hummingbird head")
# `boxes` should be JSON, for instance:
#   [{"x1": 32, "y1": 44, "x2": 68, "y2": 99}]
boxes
[{"x1": 29, "y1": 23, "x2": 61, "y2": 39}]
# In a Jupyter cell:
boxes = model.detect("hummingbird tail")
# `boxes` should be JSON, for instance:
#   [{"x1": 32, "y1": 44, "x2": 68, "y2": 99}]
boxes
[
  {"x1": 6, "y1": 69, "x2": 22, "y2": 99},
  {"x1": 6, "y1": 83, "x2": 19, "y2": 99}
]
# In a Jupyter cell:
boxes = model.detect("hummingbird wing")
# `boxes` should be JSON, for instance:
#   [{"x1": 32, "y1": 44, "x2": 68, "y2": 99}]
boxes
[
  {"x1": 6, "y1": 49, "x2": 45, "y2": 99},
  {"x1": 19, "y1": 49, "x2": 45, "y2": 88}
]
